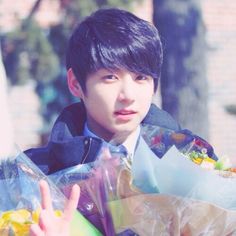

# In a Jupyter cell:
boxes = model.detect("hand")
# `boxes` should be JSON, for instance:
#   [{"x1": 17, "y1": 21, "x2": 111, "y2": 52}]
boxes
[{"x1": 30, "y1": 180, "x2": 80, "y2": 236}]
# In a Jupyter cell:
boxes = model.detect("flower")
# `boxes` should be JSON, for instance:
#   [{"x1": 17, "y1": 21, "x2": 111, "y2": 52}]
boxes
[{"x1": 0, "y1": 209, "x2": 62, "y2": 235}]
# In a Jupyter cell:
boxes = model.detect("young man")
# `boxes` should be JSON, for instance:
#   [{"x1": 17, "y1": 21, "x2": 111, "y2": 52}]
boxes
[
  {"x1": 27, "y1": 7, "x2": 216, "y2": 236},
  {"x1": 26, "y1": 7, "x2": 181, "y2": 175}
]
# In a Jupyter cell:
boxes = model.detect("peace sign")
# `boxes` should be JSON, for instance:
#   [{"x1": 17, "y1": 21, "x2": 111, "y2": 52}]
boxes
[{"x1": 30, "y1": 180, "x2": 80, "y2": 236}]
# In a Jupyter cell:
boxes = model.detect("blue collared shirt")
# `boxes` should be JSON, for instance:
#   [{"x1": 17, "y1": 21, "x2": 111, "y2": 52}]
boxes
[{"x1": 83, "y1": 123, "x2": 140, "y2": 162}]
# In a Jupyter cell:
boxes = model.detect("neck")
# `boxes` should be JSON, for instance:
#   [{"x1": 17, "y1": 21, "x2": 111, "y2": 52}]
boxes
[
  {"x1": 84, "y1": 123, "x2": 140, "y2": 146},
  {"x1": 107, "y1": 131, "x2": 135, "y2": 145},
  {"x1": 84, "y1": 123, "x2": 140, "y2": 157},
  {"x1": 86, "y1": 123, "x2": 136, "y2": 145}
]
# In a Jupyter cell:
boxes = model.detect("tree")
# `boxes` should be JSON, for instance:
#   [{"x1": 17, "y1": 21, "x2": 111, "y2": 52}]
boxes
[
  {"x1": 153, "y1": 0, "x2": 208, "y2": 139},
  {"x1": 2, "y1": 19, "x2": 60, "y2": 85}
]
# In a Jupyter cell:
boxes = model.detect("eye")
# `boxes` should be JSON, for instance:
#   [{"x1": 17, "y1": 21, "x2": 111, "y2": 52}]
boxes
[
  {"x1": 135, "y1": 75, "x2": 149, "y2": 81},
  {"x1": 102, "y1": 74, "x2": 118, "y2": 82}
]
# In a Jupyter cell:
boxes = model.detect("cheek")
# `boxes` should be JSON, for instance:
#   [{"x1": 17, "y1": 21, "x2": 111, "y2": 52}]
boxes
[
  {"x1": 85, "y1": 91, "x2": 115, "y2": 115},
  {"x1": 137, "y1": 88, "x2": 153, "y2": 112},
  {"x1": 137, "y1": 86, "x2": 154, "y2": 101},
  {"x1": 94, "y1": 89, "x2": 119, "y2": 109}
]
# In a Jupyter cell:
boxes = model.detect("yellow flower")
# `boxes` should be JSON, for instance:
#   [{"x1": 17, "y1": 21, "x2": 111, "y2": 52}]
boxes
[
  {"x1": 32, "y1": 208, "x2": 40, "y2": 223},
  {"x1": 0, "y1": 208, "x2": 63, "y2": 235}
]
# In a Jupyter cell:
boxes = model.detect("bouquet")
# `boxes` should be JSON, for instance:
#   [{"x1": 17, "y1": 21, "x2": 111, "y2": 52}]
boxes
[
  {"x1": 140, "y1": 125, "x2": 236, "y2": 209},
  {"x1": 50, "y1": 125, "x2": 236, "y2": 235},
  {"x1": 107, "y1": 144, "x2": 236, "y2": 235},
  {"x1": 50, "y1": 147, "x2": 236, "y2": 235},
  {"x1": 0, "y1": 147, "x2": 101, "y2": 236}
]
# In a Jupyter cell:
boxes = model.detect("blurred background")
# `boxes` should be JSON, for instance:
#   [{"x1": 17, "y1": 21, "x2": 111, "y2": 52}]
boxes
[{"x1": 0, "y1": 0, "x2": 236, "y2": 163}]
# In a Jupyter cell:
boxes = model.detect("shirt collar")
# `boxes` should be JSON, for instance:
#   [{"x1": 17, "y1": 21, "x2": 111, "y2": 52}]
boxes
[
  {"x1": 122, "y1": 126, "x2": 140, "y2": 159},
  {"x1": 83, "y1": 122, "x2": 99, "y2": 139},
  {"x1": 83, "y1": 122, "x2": 140, "y2": 159}
]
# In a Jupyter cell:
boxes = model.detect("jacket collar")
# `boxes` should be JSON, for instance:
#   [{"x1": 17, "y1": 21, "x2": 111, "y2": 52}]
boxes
[
  {"x1": 46, "y1": 102, "x2": 180, "y2": 172},
  {"x1": 50, "y1": 102, "x2": 180, "y2": 143}
]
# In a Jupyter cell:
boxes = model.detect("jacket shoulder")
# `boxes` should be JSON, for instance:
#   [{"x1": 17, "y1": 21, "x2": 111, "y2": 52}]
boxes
[
  {"x1": 51, "y1": 102, "x2": 86, "y2": 138},
  {"x1": 24, "y1": 146, "x2": 54, "y2": 174},
  {"x1": 142, "y1": 104, "x2": 180, "y2": 131}
]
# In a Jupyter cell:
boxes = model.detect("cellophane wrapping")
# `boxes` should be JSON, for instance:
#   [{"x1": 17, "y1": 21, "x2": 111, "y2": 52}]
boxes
[
  {"x1": 0, "y1": 148, "x2": 99, "y2": 236},
  {"x1": 50, "y1": 125, "x2": 236, "y2": 236}
]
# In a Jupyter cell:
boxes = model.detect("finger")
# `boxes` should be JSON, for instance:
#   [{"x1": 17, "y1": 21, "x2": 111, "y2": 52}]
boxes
[
  {"x1": 63, "y1": 184, "x2": 80, "y2": 222},
  {"x1": 29, "y1": 224, "x2": 44, "y2": 236},
  {"x1": 38, "y1": 209, "x2": 54, "y2": 232},
  {"x1": 39, "y1": 179, "x2": 53, "y2": 211}
]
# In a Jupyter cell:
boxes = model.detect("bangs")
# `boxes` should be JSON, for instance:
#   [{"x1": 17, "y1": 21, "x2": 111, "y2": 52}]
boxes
[{"x1": 89, "y1": 38, "x2": 161, "y2": 81}]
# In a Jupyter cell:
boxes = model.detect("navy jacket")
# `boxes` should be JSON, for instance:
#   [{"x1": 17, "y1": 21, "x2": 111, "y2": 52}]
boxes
[{"x1": 25, "y1": 102, "x2": 182, "y2": 174}]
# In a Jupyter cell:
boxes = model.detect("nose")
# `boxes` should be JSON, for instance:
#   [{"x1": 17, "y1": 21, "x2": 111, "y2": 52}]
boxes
[{"x1": 118, "y1": 77, "x2": 135, "y2": 103}]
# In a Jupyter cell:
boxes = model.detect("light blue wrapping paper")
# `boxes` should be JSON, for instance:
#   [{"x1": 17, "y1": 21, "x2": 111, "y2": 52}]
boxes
[{"x1": 132, "y1": 145, "x2": 236, "y2": 210}]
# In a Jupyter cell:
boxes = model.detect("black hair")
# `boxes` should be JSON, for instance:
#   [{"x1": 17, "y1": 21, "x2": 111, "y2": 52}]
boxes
[{"x1": 66, "y1": 8, "x2": 163, "y2": 92}]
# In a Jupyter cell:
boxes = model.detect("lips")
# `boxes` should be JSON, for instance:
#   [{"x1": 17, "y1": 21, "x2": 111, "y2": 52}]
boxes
[
  {"x1": 114, "y1": 110, "x2": 136, "y2": 115},
  {"x1": 114, "y1": 109, "x2": 137, "y2": 121}
]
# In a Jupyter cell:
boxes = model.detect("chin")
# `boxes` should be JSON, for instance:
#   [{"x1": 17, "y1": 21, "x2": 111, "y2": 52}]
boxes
[{"x1": 114, "y1": 127, "x2": 136, "y2": 137}]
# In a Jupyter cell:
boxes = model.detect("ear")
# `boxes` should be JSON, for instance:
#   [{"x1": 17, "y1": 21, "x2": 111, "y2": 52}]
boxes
[{"x1": 67, "y1": 68, "x2": 84, "y2": 99}]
